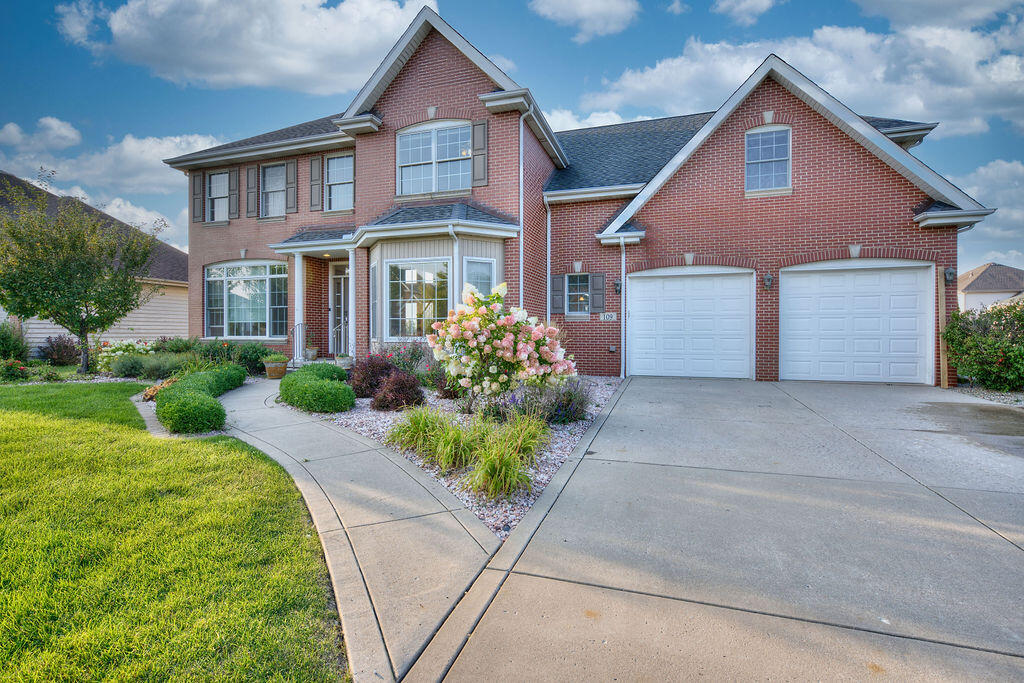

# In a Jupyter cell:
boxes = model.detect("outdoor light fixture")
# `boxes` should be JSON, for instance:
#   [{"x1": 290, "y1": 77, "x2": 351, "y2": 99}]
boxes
[
  {"x1": 944, "y1": 267, "x2": 957, "y2": 285},
  {"x1": 613, "y1": 278, "x2": 622, "y2": 294},
  {"x1": 323, "y1": 253, "x2": 331, "y2": 258},
  {"x1": 763, "y1": 272, "x2": 774, "y2": 290}
]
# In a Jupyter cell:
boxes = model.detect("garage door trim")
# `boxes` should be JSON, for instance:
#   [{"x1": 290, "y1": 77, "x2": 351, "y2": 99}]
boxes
[
  {"x1": 626, "y1": 265, "x2": 756, "y2": 378},
  {"x1": 779, "y1": 258, "x2": 935, "y2": 385}
]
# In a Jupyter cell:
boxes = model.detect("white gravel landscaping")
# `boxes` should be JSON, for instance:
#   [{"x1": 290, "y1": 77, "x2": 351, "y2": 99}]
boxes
[
  {"x1": 327, "y1": 375, "x2": 621, "y2": 540},
  {"x1": 953, "y1": 383, "x2": 1024, "y2": 407}
]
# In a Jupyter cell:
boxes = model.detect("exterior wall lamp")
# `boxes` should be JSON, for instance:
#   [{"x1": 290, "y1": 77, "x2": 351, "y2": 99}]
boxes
[
  {"x1": 613, "y1": 278, "x2": 622, "y2": 294},
  {"x1": 944, "y1": 267, "x2": 957, "y2": 285},
  {"x1": 763, "y1": 272, "x2": 774, "y2": 290}
]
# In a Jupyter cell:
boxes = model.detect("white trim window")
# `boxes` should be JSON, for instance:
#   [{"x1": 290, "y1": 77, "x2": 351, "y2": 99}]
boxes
[
  {"x1": 325, "y1": 153, "x2": 354, "y2": 211},
  {"x1": 567, "y1": 273, "x2": 590, "y2": 315},
  {"x1": 387, "y1": 259, "x2": 449, "y2": 338},
  {"x1": 207, "y1": 171, "x2": 229, "y2": 221},
  {"x1": 205, "y1": 261, "x2": 288, "y2": 338},
  {"x1": 261, "y1": 164, "x2": 287, "y2": 217},
  {"x1": 745, "y1": 125, "x2": 791, "y2": 192},
  {"x1": 464, "y1": 257, "x2": 495, "y2": 294},
  {"x1": 397, "y1": 121, "x2": 472, "y2": 195},
  {"x1": 369, "y1": 262, "x2": 379, "y2": 339}
]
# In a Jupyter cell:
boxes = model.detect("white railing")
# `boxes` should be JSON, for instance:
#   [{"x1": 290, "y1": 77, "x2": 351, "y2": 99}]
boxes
[
  {"x1": 332, "y1": 322, "x2": 345, "y2": 357},
  {"x1": 290, "y1": 322, "x2": 306, "y2": 367}
]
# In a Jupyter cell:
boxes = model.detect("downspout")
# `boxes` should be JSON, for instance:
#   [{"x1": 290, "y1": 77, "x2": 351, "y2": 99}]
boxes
[
  {"x1": 620, "y1": 236, "x2": 626, "y2": 379},
  {"x1": 519, "y1": 105, "x2": 533, "y2": 307},
  {"x1": 449, "y1": 223, "x2": 459, "y2": 304},
  {"x1": 544, "y1": 195, "x2": 551, "y2": 322}
]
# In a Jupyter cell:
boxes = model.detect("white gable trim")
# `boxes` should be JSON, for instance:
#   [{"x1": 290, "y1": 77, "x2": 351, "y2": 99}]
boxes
[
  {"x1": 342, "y1": 6, "x2": 519, "y2": 119},
  {"x1": 601, "y1": 54, "x2": 987, "y2": 238}
]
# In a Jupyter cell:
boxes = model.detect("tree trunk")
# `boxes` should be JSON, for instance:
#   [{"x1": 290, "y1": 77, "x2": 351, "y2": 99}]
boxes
[{"x1": 78, "y1": 321, "x2": 90, "y2": 374}]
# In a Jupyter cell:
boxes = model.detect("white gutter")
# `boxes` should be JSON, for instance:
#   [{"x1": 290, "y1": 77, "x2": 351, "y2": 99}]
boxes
[
  {"x1": 914, "y1": 207, "x2": 995, "y2": 230},
  {"x1": 544, "y1": 195, "x2": 552, "y2": 322},
  {"x1": 519, "y1": 105, "x2": 532, "y2": 306},
  {"x1": 543, "y1": 183, "x2": 645, "y2": 204},
  {"x1": 598, "y1": 231, "x2": 645, "y2": 245},
  {"x1": 164, "y1": 132, "x2": 352, "y2": 169},
  {"x1": 619, "y1": 236, "x2": 626, "y2": 379},
  {"x1": 268, "y1": 219, "x2": 520, "y2": 252}
]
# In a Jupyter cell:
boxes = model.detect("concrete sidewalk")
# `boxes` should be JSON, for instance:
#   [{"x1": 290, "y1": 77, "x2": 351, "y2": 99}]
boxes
[{"x1": 220, "y1": 380, "x2": 500, "y2": 682}]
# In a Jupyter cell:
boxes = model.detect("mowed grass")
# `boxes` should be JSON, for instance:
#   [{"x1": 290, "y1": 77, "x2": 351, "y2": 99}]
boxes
[{"x1": 0, "y1": 382, "x2": 348, "y2": 681}]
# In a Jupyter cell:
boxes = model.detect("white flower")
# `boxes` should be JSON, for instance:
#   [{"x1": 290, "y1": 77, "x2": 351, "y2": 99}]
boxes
[
  {"x1": 489, "y1": 365, "x2": 497, "y2": 373},
  {"x1": 491, "y1": 282, "x2": 508, "y2": 297}
]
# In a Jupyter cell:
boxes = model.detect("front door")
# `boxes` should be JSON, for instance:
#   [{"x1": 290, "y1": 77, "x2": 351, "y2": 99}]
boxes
[{"x1": 331, "y1": 271, "x2": 348, "y2": 356}]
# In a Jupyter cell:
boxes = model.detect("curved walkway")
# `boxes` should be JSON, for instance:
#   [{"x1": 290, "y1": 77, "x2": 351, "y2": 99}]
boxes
[{"x1": 220, "y1": 380, "x2": 501, "y2": 682}]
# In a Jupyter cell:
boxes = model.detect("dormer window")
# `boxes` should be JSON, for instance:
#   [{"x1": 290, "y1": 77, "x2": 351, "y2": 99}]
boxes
[
  {"x1": 397, "y1": 121, "x2": 473, "y2": 195},
  {"x1": 745, "y1": 126, "x2": 790, "y2": 193}
]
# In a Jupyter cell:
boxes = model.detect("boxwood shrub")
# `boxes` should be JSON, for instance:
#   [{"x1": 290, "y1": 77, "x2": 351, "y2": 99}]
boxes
[
  {"x1": 154, "y1": 363, "x2": 246, "y2": 433},
  {"x1": 297, "y1": 362, "x2": 348, "y2": 381},
  {"x1": 279, "y1": 365, "x2": 355, "y2": 413}
]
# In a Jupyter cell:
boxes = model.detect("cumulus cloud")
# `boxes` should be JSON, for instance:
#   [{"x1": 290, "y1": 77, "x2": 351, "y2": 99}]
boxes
[
  {"x1": 852, "y1": 0, "x2": 1022, "y2": 28},
  {"x1": 489, "y1": 54, "x2": 517, "y2": 73},
  {"x1": 545, "y1": 108, "x2": 652, "y2": 131},
  {"x1": 0, "y1": 117, "x2": 82, "y2": 152},
  {"x1": 953, "y1": 159, "x2": 1024, "y2": 270},
  {"x1": 529, "y1": 0, "x2": 640, "y2": 43},
  {"x1": 55, "y1": 0, "x2": 436, "y2": 95},
  {"x1": 711, "y1": 0, "x2": 782, "y2": 26},
  {"x1": 667, "y1": 0, "x2": 690, "y2": 14},
  {"x1": 580, "y1": 19, "x2": 1024, "y2": 137}
]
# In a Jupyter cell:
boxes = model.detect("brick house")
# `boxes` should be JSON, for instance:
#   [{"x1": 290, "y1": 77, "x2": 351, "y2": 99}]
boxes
[{"x1": 165, "y1": 7, "x2": 993, "y2": 385}]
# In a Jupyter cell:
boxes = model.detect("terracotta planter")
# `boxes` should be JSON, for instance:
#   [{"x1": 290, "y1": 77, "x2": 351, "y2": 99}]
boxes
[{"x1": 264, "y1": 361, "x2": 288, "y2": 379}]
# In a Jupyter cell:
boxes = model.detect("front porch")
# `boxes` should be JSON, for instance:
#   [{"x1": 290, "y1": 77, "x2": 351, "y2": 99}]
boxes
[{"x1": 290, "y1": 249, "x2": 357, "y2": 367}]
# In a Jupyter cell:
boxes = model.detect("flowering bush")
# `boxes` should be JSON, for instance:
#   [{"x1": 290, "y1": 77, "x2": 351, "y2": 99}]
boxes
[
  {"x1": 944, "y1": 299, "x2": 1024, "y2": 391},
  {"x1": 1, "y1": 358, "x2": 30, "y2": 381},
  {"x1": 97, "y1": 339, "x2": 154, "y2": 371},
  {"x1": 427, "y1": 282, "x2": 576, "y2": 410}
]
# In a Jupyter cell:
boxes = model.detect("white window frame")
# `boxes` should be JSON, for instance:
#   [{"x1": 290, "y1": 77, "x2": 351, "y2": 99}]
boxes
[
  {"x1": 396, "y1": 119, "x2": 473, "y2": 196},
  {"x1": 206, "y1": 171, "x2": 229, "y2": 222},
  {"x1": 463, "y1": 256, "x2": 496, "y2": 295},
  {"x1": 369, "y1": 261, "x2": 379, "y2": 340},
  {"x1": 324, "y1": 152, "x2": 354, "y2": 212},
  {"x1": 744, "y1": 124, "x2": 792, "y2": 196},
  {"x1": 260, "y1": 163, "x2": 287, "y2": 217},
  {"x1": 384, "y1": 257, "x2": 452, "y2": 341},
  {"x1": 204, "y1": 260, "x2": 288, "y2": 339},
  {"x1": 566, "y1": 273, "x2": 591, "y2": 317}
]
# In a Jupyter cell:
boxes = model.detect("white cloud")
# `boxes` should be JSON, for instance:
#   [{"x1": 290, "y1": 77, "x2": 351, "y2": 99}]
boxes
[
  {"x1": 852, "y1": 0, "x2": 1022, "y2": 28},
  {"x1": 981, "y1": 249, "x2": 1024, "y2": 268},
  {"x1": 101, "y1": 196, "x2": 188, "y2": 251},
  {"x1": 545, "y1": 108, "x2": 652, "y2": 131},
  {"x1": 56, "y1": 0, "x2": 437, "y2": 95},
  {"x1": 580, "y1": 19, "x2": 1024, "y2": 137},
  {"x1": 489, "y1": 54, "x2": 517, "y2": 73},
  {"x1": 0, "y1": 117, "x2": 82, "y2": 152},
  {"x1": 953, "y1": 159, "x2": 1024, "y2": 270},
  {"x1": 529, "y1": 0, "x2": 640, "y2": 43},
  {"x1": 667, "y1": 0, "x2": 690, "y2": 14},
  {"x1": 711, "y1": 0, "x2": 781, "y2": 26}
]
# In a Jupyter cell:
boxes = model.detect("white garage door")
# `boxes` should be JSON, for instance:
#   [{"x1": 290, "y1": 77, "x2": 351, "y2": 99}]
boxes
[
  {"x1": 780, "y1": 262, "x2": 933, "y2": 383},
  {"x1": 627, "y1": 269, "x2": 754, "y2": 378}
]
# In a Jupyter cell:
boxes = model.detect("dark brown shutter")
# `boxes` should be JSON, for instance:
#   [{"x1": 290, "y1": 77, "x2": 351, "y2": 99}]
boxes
[
  {"x1": 590, "y1": 273, "x2": 605, "y2": 313},
  {"x1": 190, "y1": 171, "x2": 204, "y2": 223},
  {"x1": 227, "y1": 168, "x2": 239, "y2": 219},
  {"x1": 309, "y1": 157, "x2": 323, "y2": 211},
  {"x1": 471, "y1": 119, "x2": 488, "y2": 186},
  {"x1": 550, "y1": 274, "x2": 565, "y2": 314},
  {"x1": 285, "y1": 160, "x2": 298, "y2": 213},
  {"x1": 245, "y1": 166, "x2": 258, "y2": 217}
]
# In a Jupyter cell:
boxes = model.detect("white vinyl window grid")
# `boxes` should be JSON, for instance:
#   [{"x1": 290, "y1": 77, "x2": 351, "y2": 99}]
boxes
[
  {"x1": 396, "y1": 121, "x2": 472, "y2": 195},
  {"x1": 566, "y1": 273, "x2": 590, "y2": 315},
  {"x1": 385, "y1": 258, "x2": 450, "y2": 340},
  {"x1": 204, "y1": 261, "x2": 288, "y2": 338},
  {"x1": 261, "y1": 163, "x2": 287, "y2": 217},
  {"x1": 325, "y1": 153, "x2": 354, "y2": 211},
  {"x1": 463, "y1": 257, "x2": 496, "y2": 295},
  {"x1": 745, "y1": 125, "x2": 791, "y2": 192},
  {"x1": 369, "y1": 262, "x2": 379, "y2": 339},
  {"x1": 207, "y1": 171, "x2": 229, "y2": 222}
]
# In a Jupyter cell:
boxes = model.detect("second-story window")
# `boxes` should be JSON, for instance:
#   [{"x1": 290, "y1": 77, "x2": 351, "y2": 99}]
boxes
[
  {"x1": 745, "y1": 126, "x2": 790, "y2": 192},
  {"x1": 207, "y1": 172, "x2": 229, "y2": 222},
  {"x1": 397, "y1": 121, "x2": 472, "y2": 195},
  {"x1": 261, "y1": 164, "x2": 286, "y2": 217},
  {"x1": 325, "y1": 154, "x2": 354, "y2": 211}
]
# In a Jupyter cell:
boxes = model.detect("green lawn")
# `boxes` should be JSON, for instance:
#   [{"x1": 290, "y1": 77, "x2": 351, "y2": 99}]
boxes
[{"x1": 0, "y1": 382, "x2": 348, "y2": 681}]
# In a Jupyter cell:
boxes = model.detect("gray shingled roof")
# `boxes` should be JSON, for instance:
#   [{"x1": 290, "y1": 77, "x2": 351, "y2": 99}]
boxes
[
  {"x1": 958, "y1": 263, "x2": 1024, "y2": 293},
  {"x1": 368, "y1": 201, "x2": 517, "y2": 226},
  {"x1": 545, "y1": 113, "x2": 936, "y2": 192},
  {"x1": 165, "y1": 114, "x2": 343, "y2": 164},
  {"x1": 0, "y1": 171, "x2": 188, "y2": 283},
  {"x1": 280, "y1": 224, "x2": 356, "y2": 245}
]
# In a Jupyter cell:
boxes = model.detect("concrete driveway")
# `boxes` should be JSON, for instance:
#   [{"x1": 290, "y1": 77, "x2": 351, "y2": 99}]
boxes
[{"x1": 428, "y1": 378, "x2": 1024, "y2": 680}]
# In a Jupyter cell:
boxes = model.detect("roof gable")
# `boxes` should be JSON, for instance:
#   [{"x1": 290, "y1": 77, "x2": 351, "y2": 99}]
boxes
[
  {"x1": 958, "y1": 263, "x2": 1024, "y2": 293},
  {"x1": 342, "y1": 6, "x2": 518, "y2": 118},
  {"x1": 601, "y1": 54, "x2": 986, "y2": 237}
]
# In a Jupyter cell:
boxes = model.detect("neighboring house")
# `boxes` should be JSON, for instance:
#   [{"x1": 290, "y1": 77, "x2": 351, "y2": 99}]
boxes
[
  {"x1": 957, "y1": 263, "x2": 1024, "y2": 310},
  {"x1": 164, "y1": 7, "x2": 994, "y2": 385},
  {"x1": 0, "y1": 171, "x2": 189, "y2": 353}
]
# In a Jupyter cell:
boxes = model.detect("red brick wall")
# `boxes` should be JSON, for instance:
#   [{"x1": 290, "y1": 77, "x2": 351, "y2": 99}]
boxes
[
  {"x1": 521, "y1": 124, "x2": 555, "y2": 316},
  {"x1": 550, "y1": 77, "x2": 958, "y2": 383}
]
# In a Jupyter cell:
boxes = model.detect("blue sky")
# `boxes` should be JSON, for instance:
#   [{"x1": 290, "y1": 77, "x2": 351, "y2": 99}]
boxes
[{"x1": 0, "y1": 0, "x2": 1021, "y2": 271}]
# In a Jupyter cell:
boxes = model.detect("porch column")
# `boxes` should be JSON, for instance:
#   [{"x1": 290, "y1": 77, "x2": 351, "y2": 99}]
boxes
[
  {"x1": 347, "y1": 248, "x2": 356, "y2": 356},
  {"x1": 293, "y1": 253, "x2": 304, "y2": 364}
]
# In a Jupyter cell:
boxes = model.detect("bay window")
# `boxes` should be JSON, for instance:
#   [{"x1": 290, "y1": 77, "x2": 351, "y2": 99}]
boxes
[
  {"x1": 207, "y1": 171, "x2": 229, "y2": 222},
  {"x1": 464, "y1": 257, "x2": 495, "y2": 294},
  {"x1": 205, "y1": 262, "x2": 288, "y2": 338},
  {"x1": 325, "y1": 154, "x2": 354, "y2": 211},
  {"x1": 397, "y1": 121, "x2": 472, "y2": 195},
  {"x1": 261, "y1": 164, "x2": 286, "y2": 217},
  {"x1": 388, "y1": 259, "x2": 449, "y2": 338}
]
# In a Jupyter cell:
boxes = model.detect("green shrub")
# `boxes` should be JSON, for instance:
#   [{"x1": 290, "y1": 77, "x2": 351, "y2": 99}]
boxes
[
  {"x1": 198, "y1": 339, "x2": 235, "y2": 363},
  {"x1": 140, "y1": 352, "x2": 184, "y2": 380},
  {"x1": 298, "y1": 362, "x2": 347, "y2": 381},
  {"x1": 386, "y1": 408, "x2": 485, "y2": 472},
  {"x1": 462, "y1": 413, "x2": 549, "y2": 498},
  {"x1": 38, "y1": 367, "x2": 63, "y2": 382},
  {"x1": 153, "y1": 336, "x2": 199, "y2": 353},
  {"x1": 378, "y1": 342, "x2": 428, "y2": 374},
  {"x1": 483, "y1": 380, "x2": 593, "y2": 424},
  {"x1": 111, "y1": 353, "x2": 146, "y2": 378},
  {"x1": 155, "y1": 389, "x2": 226, "y2": 433},
  {"x1": 371, "y1": 371, "x2": 425, "y2": 411},
  {"x1": 41, "y1": 334, "x2": 80, "y2": 365},
  {"x1": 1, "y1": 358, "x2": 30, "y2": 381},
  {"x1": 264, "y1": 352, "x2": 288, "y2": 363},
  {"x1": 944, "y1": 301, "x2": 1024, "y2": 391},
  {"x1": 279, "y1": 372, "x2": 355, "y2": 413},
  {"x1": 233, "y1": 342, "x2": 273, "y2": 375},
  {"x1": 0, "y1": 320, "x2": 29, "y2": 361}
]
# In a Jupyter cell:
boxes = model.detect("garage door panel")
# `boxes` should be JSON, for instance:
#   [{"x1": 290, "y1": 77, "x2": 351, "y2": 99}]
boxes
[
  {"x1": 780, "y1": 265, "x2": 931, "y2": 384},
  {"x1": 628, "y1": 272, "x2": 753, "y2": 378}
]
